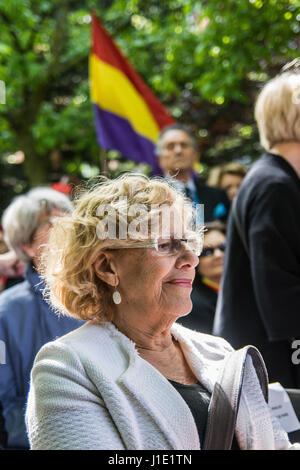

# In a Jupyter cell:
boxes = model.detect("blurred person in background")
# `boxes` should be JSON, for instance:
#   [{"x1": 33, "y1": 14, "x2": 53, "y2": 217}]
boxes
[
  {"x1": 0, "y1": 228, "x2": 25, "y2": 292},
  {"x1": 207, "y1": 162, "x2": 247, "y2": 203},
  {"x1": 156, "y1": 124, "x2": 230, "y2": 223},
  {"x1": 0, "y1": 188, "x2": 83, "y2": 449},
  {"x1": 214, "y1": 60, "x2": 300, "y2": 388},
  {"x1": 178, "y1": 221, "x2": 226, "y2": 334},
  {"x1": 0, "y1": 250, "x2": 24, "y2": 281}
]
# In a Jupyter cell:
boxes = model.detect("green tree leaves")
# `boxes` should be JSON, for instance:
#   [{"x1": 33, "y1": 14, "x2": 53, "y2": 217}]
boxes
[{"x1": 0, "y1": 0, "x2": 299, "y2": 202}]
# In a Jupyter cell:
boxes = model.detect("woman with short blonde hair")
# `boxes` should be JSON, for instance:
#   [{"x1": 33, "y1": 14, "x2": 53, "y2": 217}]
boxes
[
  {"x1": 43, "y1": 173, "x2": 198, "y2": 322},
  {"x1": 214, "y1": 60, "x2": 300, "y2": 390},
  {"x1": 254, "y1": 69, "x2": 300, "y2": 151}
]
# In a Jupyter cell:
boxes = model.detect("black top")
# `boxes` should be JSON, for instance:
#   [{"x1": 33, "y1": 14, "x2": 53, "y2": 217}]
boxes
[
  {"x1": 214, "y1": 153, "x2": 300, "y2": 388},
  {"x1": 169, "y1": 380, "x2": 210, "y2": 446},
  {"x1": 169, "y1": 380, "x2": 240, "y2": 450}
]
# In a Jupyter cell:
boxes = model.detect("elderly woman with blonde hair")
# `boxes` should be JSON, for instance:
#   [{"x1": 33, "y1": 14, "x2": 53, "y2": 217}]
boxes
[{"x1": 25, "y1": 174, "x2": 299, "y2": 450}]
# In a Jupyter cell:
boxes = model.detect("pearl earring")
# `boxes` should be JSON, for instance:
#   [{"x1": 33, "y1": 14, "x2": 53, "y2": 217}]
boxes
[{"x1": 112, "y1": 286, "x2": 122, "y2": 305}]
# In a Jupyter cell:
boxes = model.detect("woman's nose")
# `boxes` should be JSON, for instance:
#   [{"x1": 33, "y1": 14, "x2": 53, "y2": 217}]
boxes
[{"x1": 176, "y1": 247, "x2": 199, "y2": 269}]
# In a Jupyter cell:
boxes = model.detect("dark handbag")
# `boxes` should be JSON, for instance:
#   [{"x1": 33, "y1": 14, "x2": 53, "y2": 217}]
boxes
[{"x1": 203, "y1": 345, "x2": 268, "y2": 449}]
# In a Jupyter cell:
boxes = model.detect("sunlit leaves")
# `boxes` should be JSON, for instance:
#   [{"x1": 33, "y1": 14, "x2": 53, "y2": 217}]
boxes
[{"x1": 0, "y1": 0, "x2": 300, "y2": 190}]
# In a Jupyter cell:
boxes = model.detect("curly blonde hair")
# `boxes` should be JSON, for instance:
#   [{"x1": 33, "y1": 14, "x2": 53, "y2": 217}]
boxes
[{"x1": 42, "y1": 173, "x2": 200, "y2": 322}]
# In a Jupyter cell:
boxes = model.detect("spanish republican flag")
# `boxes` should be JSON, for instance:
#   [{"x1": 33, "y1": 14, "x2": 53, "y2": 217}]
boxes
[{"x1": 89, "y1": 13, "x2": 175, "y2": 173}]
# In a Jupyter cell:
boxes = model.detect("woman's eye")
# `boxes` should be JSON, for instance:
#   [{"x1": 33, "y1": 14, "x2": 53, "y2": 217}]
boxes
[
  {"x1": 158, "y1": 241, "x2": 173, "y2": 251},
  {"x1": 173, "y1": 240, "x2": 182, "y2": 250},
  {"x1": 159, "y1": 242, "x2": 172, "y2": 249}
]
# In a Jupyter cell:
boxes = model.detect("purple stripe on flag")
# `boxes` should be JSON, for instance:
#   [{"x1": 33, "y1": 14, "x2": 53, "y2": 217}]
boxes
[{"x1": 93, "y1": 104, "x2": 162, "y2": 175}]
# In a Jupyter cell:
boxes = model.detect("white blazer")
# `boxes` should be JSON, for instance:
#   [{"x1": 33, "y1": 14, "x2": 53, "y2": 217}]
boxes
[{"x1": 25, "y1": 321, "x2": 299, "y2": 450}]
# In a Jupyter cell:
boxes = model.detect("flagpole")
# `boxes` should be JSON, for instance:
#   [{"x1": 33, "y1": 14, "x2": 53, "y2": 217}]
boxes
[{"x1": 99, "y1": 147, "x2": 108, "y2": 176}]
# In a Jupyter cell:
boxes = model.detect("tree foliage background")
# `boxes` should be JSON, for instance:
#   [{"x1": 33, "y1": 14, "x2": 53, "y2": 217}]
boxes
[{"x1": 0, "y1": 0, "x2": 299, "y2": 213}]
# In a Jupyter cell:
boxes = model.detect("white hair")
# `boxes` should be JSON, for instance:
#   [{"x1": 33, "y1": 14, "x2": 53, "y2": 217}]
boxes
[{"x1": 2, "y1": 187, "x2": 73, "y2": 263}]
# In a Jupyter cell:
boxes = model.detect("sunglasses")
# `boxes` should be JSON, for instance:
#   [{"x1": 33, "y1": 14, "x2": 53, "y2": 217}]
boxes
[{"x1": 200, "y1": 242, "x2": 226, "y2": 258}]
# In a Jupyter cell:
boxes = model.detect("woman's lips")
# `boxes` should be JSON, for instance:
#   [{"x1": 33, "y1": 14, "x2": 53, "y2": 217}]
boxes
[{"x1": 167, "y1": 279, "x2": 193, "y2": 287}]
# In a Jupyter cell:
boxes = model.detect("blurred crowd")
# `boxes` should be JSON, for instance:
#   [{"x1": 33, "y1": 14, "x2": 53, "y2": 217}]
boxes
[{"x1": 0, "y1": 60, "x2": 300, "y2": 451}]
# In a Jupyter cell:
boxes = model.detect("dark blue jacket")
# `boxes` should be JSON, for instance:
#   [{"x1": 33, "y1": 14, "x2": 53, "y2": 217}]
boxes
[{"x1": 0, "y1": 264, "x2": 83, "y2": 449}]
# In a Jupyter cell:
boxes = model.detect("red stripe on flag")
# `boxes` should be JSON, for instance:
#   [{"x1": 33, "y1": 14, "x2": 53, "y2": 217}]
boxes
[{"x1": 91, "y1": 13, "x2": 175, "y2": 130}]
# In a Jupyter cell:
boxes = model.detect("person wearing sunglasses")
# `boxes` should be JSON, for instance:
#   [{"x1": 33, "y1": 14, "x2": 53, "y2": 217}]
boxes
[
  {"x1": 178, "y1": 221, "x2": 226, "y2": 334},
  {"x1": 25, "y1": 174, "x2": 298, "y2": 450}
]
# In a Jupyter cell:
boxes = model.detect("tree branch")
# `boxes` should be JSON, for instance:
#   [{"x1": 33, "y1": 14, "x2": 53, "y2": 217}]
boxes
[{"x1": 0, "y1": 10, "x2": 25, "y2": 53}]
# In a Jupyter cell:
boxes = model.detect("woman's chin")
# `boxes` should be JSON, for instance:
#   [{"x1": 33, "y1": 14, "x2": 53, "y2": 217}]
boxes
[{"x1": 173, "y1": 302, "x2": 193, "y2": 319}]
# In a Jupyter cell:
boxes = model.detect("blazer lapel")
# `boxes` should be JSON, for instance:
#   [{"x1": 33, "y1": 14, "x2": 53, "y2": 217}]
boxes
[
  {"x1": 119, "y1": 354, "x2": 200, "y2": 450},
  {"x1": 94, "y1": 322, "x2": 232, "y2": 450},
  {"x1": 84, "y1": 322, "x2": 200, "y2": 449},
  {"x1": 170, "y1": 323, "x2": 229, "y2": 393}
]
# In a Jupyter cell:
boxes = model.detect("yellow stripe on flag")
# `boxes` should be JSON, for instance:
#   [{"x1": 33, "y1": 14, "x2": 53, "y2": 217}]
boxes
[{"x1": 90, "y1": 54, "x2": 160, "y2": 143}]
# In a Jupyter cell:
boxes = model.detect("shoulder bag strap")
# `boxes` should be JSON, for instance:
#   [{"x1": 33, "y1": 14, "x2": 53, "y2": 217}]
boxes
[{"x1": 203, "y1": 345, "x2": 269, "y2": 450}]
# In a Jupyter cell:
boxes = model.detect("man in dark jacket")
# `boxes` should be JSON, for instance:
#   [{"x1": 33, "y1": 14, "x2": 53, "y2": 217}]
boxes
[
  {"x1": 155, "y1": 124, "x2": 230, "y2": 223},
  {"x1": 214, "y1": 63, "x2": 300, "y2": 388}
]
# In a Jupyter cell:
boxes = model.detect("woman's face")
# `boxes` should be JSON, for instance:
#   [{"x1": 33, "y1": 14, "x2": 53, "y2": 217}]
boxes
[
  {"x1": 197, "y1": 230, "x2": 226, "y2": 284},
  {"x1": 109, "y1": 235, "x2": 200, "y2": 325},
  {"x1": 23, "y1": 208, "x2": 66, "y2": 269},
  {"x1": 219, "y1": 173, "x2": 244, "y2": 202}
]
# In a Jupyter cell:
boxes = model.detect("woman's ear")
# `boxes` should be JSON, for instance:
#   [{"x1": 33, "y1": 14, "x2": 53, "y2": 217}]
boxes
[{"x1": 94, "y1": 252, "x2": 118, "y2": 287}]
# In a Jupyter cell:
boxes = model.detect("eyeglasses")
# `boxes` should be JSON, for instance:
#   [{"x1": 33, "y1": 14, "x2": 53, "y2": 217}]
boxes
[
  {"x1": 200, "y1": 243, "x2": 226, "y2": 258},
  {"x1": 150, "y1": 236, "x2": 202, "y2": 256},
  {"x1": 106, "y1": 235, "x2": 202, "y2": 257}
]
